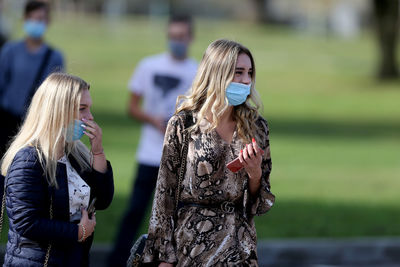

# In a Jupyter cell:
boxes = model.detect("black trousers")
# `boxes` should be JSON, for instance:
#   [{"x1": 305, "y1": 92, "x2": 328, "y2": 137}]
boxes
[
  {"x1": 0, "y1": 108, "x2": 22, "y2": 158},
  {"x1": 0, "y1": 108, "x2": 22, "y2": 239},
  {"x1": 108, "y1": 163, "x2": 159, "y2": 267}
]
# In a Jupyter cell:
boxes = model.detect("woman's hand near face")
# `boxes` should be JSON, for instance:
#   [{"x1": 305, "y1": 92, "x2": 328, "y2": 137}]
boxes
[
  {"x1": 82, "y1": 118, "x2": 107, "y2": 173},
  {"x1": 239, "y1": 138, "x2": 263, "y2": 196},
  {"x1": 82, "y1": 118, "x2": 103, "y2": 154}
]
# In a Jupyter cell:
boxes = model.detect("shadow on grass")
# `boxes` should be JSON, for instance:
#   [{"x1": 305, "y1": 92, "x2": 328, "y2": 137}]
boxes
[
  {"x1": 0, "y1": 189, "x2": 398, "y2": 267},
  {"x1": 255, "y1": 199, "x2": 400, "y2": 238},
  {"x1": 93, "y1": 109, "x2": 138, "y2": 129},
  {"x1": 94, "y1": 192, "x2": 153, "y2": 243},
  {"x1": 267, "y1": 116, "x2": 400, "y2": 140},
  {"x1": 93, "y1": 110, "x2": 400, "y2": 140},
  {"x1": 92, "y1": 194, "x2": 400, "y2": 244}
]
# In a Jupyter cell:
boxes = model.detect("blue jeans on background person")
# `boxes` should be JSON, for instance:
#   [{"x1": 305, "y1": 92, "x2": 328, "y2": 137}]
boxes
[{"x1": 108, "y1": 164, "x2": 159, "y2": 267}]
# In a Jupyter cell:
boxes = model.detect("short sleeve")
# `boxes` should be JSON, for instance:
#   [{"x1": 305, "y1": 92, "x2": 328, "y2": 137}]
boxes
[{"x1": 128, "y1": 59, "x2": 148, "y2": 95}]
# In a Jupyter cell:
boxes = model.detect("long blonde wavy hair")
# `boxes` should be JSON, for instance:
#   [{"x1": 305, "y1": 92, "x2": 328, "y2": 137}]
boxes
[
  {"x1": 176, "y1": 39, "x2": 263, "y2": 144},
  {"x1": 1, "y1": 73, "x2": 92, "y2": 187}
]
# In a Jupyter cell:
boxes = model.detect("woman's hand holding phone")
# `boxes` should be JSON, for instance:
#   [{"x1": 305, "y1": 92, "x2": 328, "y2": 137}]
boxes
[
  {"x1": 78, "y1": 208, "x2": 96, "y2": 242},
  {"x1": 227, "y1": 138, "x2": 263, "y2": 178},
  {"x1": 87, "y1": 197, "x2": 96, "y2": 218}
]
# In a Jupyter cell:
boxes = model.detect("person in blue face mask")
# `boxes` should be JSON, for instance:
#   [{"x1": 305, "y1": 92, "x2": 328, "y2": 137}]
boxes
[
  {"x1": 108, "y1": 15, "x2": 197, "y2": 267},
  {"x1": 140, "y1": 39, "x2": 275, "y2": 267},
  {"x1": 0, "y1": 0, "x2": 64, "y2": 159},
  {"x1": 1, "y1": 73, "x2": 114, "y2": 267}
]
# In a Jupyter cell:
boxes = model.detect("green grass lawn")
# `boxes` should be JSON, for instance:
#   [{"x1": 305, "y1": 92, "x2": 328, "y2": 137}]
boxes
[{"x1": 4, "y1": 14, "x2": 400, "y2": 243}]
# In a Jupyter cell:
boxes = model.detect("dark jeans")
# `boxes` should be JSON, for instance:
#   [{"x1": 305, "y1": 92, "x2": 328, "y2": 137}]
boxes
[
  {"x1": 0, "y1": 108, "x2": 22, "y2": 213},
  {"x1": 108, "y1": 163, "x2": 159, "y2": 267},
  {"x1": 0, "y1": 108, "x2": 22, "y2": 158}
]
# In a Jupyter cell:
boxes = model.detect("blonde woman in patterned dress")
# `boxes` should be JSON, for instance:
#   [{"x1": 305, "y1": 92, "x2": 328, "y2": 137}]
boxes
[{"x1": 142, "y1": 39, "x2": 275, "y2": 267}]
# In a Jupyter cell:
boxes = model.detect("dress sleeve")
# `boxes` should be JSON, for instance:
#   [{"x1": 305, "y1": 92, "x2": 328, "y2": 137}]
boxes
[
  {"x1": 246, "y1": 118, "x2": 275, "y2": 216},
  {"x1": 128, "y1": 59, "x2": 147, "y2": 95},
  {"x1": 142, "y1": 114, "x2": 185, "y2": 264}
]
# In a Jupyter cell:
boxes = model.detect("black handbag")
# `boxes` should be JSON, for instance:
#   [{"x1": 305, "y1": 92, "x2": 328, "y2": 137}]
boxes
[
  {"x1": 126, "y1": 112, "x2": 193, "y2": 267},
  {"x1": 126, "y1": 234, "x2": 148, "y2": 267}
]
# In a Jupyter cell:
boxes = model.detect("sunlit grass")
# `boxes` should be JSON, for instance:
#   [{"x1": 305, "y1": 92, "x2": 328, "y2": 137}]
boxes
[{"x1": 5, "y1": 14, "x2": 400, "y2": 242}]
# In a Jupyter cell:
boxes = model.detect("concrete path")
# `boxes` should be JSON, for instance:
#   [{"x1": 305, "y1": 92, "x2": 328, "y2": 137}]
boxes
[
  {"x1": 91, "y1": 237, "x2": 400, "y2": 266},
  {"x1": 1, "y1": 237, "x2": 400, "y2": 266},
  {"x1": 256, "y1": 237, "x2": 400, "y2": 267}
]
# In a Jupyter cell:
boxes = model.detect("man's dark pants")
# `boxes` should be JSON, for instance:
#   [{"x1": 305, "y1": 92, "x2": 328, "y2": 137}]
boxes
[{"x1": 108, "y1": 163, "x2": 159, "y2": 267}]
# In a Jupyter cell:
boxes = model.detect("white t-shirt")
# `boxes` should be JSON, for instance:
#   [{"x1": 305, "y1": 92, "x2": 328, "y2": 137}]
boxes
[{"x1": 129, "y1": 53, "x2": 197, "y2": 166}]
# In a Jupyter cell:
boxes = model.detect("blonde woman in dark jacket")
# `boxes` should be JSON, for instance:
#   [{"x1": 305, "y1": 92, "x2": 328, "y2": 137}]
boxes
[{"x1": 1, "y1": 73, "x2": 114, "y2": 266}]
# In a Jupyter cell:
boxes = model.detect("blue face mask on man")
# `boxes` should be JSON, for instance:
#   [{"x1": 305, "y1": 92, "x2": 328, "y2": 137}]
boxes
[
  {"x1": 225, "y1": 82, "x2": 251, "y2": 106},
  {"x1": 24, "y1": 20, "x2": 47, "y2": 39},
  {"x1": 66, "y1": 120, "x2": 85, "y2": 142},
  {"x1": 168, "y1": 40, "x2": 188, "y2": 59}
]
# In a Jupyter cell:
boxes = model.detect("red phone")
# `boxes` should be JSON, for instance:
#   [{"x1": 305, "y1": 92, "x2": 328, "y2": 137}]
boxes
[{"x1": 226, "y1": 148, "x2": 264, "y2": 173}]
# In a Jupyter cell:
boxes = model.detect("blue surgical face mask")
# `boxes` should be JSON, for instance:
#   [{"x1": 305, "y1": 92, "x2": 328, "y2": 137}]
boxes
[
  {"x1": 24, "y1": 20, "x2": 47, "y2": 39},
  {"x1": 168, "y1": 40, "x2": 188, "y2": 59},
  {"x1": 66, "y1": 120, "x2": 85, "y2": 142},
  {"x1": 225, "y1": 82, "x2": 251, "y2": 106}
]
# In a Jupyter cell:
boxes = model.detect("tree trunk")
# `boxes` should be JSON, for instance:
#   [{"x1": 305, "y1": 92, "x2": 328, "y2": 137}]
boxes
[
  {"x1": 253, "y1": 0, "x2": 269, "y2": 23},
  {"x1": 168, "y1": 0, "x2": 182, "y2": 15},
  {"x1": 372, "y1": 0, "x2": 399, "y2": 80}
]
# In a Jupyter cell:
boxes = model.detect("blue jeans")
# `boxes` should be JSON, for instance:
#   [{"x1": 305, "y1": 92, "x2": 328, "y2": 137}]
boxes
[{"x1": 108, "y1": 163, "x2": 159, "y2": 267}]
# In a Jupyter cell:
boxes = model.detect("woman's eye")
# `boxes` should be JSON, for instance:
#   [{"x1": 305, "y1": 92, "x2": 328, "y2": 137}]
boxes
[
  {"x1": 79, "y1": 108, "x2": 85, "y2": 111},
  {"x1": 235, "y1": 71, "x2": 242, "y2": 75}
]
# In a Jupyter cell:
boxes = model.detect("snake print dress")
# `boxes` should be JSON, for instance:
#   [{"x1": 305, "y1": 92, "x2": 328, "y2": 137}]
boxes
[{"x1": 142, "y1": 111, "x2": 275, "y2": 266}]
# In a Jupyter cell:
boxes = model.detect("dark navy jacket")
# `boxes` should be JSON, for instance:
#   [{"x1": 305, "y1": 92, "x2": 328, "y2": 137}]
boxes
[{"x1": 3, "y1": 146, "x2": 114, "y2": 266}]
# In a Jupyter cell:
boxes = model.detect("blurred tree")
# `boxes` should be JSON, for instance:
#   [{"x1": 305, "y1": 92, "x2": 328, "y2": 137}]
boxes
[
  {"x1": 0, "y1": 0, "x2": 7, "y2": 49},
  {"x1": 168, "y1": 0, "x2": 185, "y2": 15},
  {"x1": 253, "y1": 0, "x2": 269, "y2": 23},
  {"x1": 372, "y1": 0, "x2": 399, "y2": 80}
]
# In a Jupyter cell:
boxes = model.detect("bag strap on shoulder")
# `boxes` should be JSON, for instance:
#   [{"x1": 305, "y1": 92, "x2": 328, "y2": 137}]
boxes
[
  {"x1": 174, "y1": 111, "x2": 194, "y2": 211},
  {"x1": 26, "y1": 47, "x2": 54, "y2": 107}
]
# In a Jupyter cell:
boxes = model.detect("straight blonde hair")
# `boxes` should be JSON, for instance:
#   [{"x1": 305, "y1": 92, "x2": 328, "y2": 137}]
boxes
[
  {"x1": 176, "y1": 39, "x2": 263, "y2": 144},
  {"x1": 1, "y1": 73, "x2": 91, "y2": 187}
]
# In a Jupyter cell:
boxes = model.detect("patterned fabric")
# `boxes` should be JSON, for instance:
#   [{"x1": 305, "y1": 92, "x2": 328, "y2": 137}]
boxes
[
  {"x1": 142, "y1": 111, "x2": 275, "y2": 266},
  {"x1": 58, "y1": 155, "x2": 90, "y2": 222}
]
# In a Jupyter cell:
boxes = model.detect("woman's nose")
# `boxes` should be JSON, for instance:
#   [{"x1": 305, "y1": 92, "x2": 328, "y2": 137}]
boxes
[
  {"x1": 242, "y1": 74, "x2": 252, "y2": 85},
  {"x1": 86, "y1": 112, "x2": 94, "y2": 121}
]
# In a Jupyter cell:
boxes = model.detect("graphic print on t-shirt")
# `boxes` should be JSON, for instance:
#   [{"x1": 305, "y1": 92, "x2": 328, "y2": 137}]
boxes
[{"x1": 153, "y1": 74, "x2": 181, "y2": 97}]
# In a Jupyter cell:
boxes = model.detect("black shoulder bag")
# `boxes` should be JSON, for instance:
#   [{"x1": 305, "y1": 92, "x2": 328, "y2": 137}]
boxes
[
  {"x1": 127, "y1": 112, "x2": 194, "y2": 267},
  {"x1": 24, "y1": 47, "x2": 53, "y2": 110}
]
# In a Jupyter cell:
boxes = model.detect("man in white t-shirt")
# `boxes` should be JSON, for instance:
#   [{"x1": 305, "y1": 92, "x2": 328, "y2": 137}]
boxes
[{"x1": 108, "y1": 15, "x2": 197, "y2": 267}]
